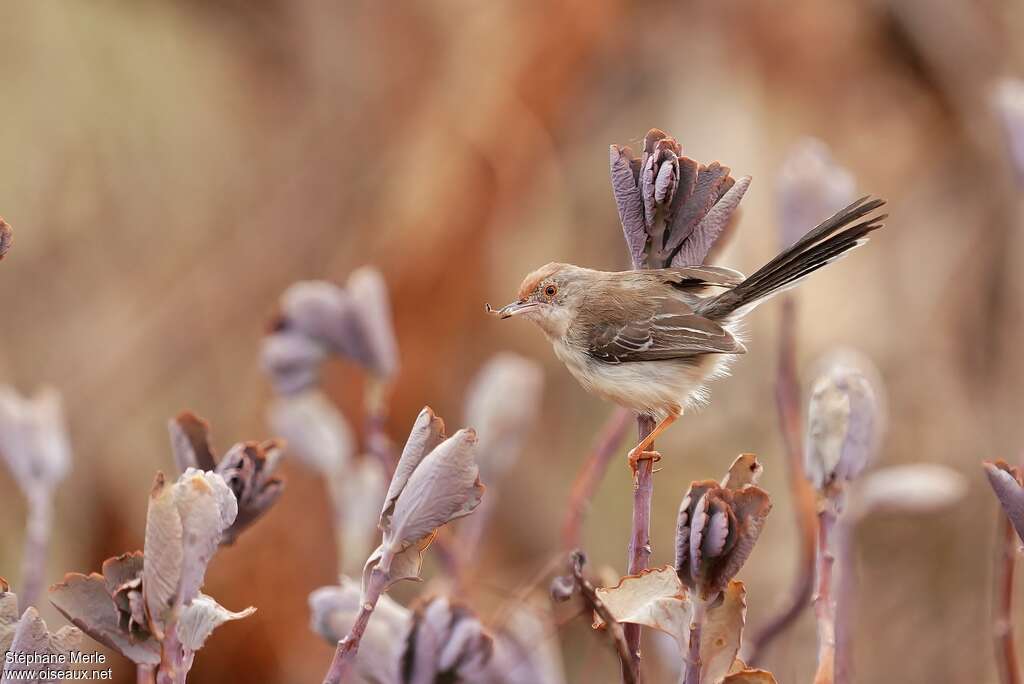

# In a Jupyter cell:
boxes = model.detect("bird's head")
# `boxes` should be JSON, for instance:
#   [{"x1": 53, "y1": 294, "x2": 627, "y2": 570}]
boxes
[{"x1": 487, "y1": 262, "x2": 588, "y2": 338}]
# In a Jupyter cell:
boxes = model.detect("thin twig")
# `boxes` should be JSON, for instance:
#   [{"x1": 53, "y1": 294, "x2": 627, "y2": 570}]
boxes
[
  {"x1": 18, "y1": 489, "x2": 53, "y2": 612},
  {"x1": 746, "y1": 296, "x2": 818, "y2": 664},
  {"x1": 994, "y1": 505, "x2": 1021, "y2": 684},
  {"x1": 812, "y1": 505, "x2": 837, "y2": 684},
  {"x1": 569, "y1": 551, "x2": 637, "y2": 684},
  {"x1": 833, "y1": 517, "x2": 855, "y2": 684},
  {"x1": 323, "y1": 555, "x2": 392, "y2": 684},
  {"x1": 137, "y1": 665, "x2": 156, "y2": 684},
  {"x1": 562, "y1": 407, "x2": 632, "y2": 550},
  {"x1": 681, "y1": 597, "x2": 709, "y2": 684},
  {"x1": 624, "y1": 414, "x2": 656, "y2": 682}
]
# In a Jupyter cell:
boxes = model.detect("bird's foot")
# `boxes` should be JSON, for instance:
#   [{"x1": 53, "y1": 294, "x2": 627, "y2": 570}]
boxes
[{"x1": 628, "y1": 449, "x2": 662, "y2": 486}]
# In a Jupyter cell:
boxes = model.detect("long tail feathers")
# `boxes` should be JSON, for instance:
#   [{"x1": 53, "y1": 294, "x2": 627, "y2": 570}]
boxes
[{"x1": 698, "y1": 196, "x2": 887, "y2": 319}]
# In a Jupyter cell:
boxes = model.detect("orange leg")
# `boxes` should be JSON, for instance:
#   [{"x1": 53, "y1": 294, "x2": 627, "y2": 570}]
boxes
[{"x1": 627, "y1": 412, "x2": 679, "y2": 473}]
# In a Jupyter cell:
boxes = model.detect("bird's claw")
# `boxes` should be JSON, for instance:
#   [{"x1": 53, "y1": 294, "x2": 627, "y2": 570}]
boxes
[{"x1": 628, "y1": 449, "x2": 662, "y2": 486}]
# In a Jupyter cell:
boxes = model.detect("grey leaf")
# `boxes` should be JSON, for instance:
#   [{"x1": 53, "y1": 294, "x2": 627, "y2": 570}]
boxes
[
  {"x1": 268, "y1": 390, "x2": 353, "y2": 475},
  {"x1": 143, "y1": 472, "x2": 183, "y2": 633},
  {"x1": 380, "y1": 407, "x2": 446, "y2": 531},
  {"x1": 609, "y1": 145, "x2": 647, "y2": 269},
  {"x1": 260, "y1": 329, "x2": 327, "y2": 395},
  {"x1": 172, "y1": 469, "x2": 237, "y2": 608},
  {"x1": 176, "y1": 594, "x2": 255, "y2": 652},
  {"x1": 1, "y1": 607, "x2": 81, "y2": 683},
  {"x1": 986, "y1": 462, "x2": 1024, "y2": 543},
  {"x1": 49, "y1": 573, "x2": 160, "y2": 665},
  {"x1": 671, "y1": 176, "x2": 750, "y2": 268},
  {"x1": 347, "y1": 267, "x2": 400, "y2": 380},
  {"x1": 403, "y1": 597, "x2": 493, "y2": 684}
]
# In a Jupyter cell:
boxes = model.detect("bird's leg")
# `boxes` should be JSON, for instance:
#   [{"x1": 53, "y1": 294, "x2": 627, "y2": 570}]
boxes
[{"x1": 627, "y1": 413, "x2": 679, "y2": 474}]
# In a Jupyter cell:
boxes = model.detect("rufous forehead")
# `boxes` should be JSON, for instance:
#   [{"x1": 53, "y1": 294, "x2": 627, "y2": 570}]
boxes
[{"x1": 516, "y1": 263, "x2": 562, "y2": 300}]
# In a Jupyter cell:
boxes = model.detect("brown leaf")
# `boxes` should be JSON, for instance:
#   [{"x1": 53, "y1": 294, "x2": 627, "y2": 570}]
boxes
[
  {"x1": 721, "y1": 668, "x2": 779, "y2": 684},
  {"x1": 217, "y1": 441, "x2": 285, "y2": 545},
  {"x1": 701, "y1": 580, "x2": 747, "y2": 683},
  {"x1": 721, "y1": 454, "x2": 762, "y2": 490},
  {"x1": 168, "y1": 412, "x2": 217, "y2": 472},
  {"x1": 594, "y1": 566, "x2": 690, "y2": 648},
  {"x1": 49, "y1": 573, "x2": 160, "y2": 665}
]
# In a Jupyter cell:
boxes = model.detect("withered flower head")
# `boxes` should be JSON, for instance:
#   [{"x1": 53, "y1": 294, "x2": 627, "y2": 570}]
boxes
[
  {"x1": 363, "y1": 407, "x2": 485, "y2": 593},
  {"x1": 610, "y1": 129, "x2": 751, "y2": 269},
  {"x1": 264, "y1": 267, "x2": 399, "y2": 395},
  {"x1": 675, "y1": 455, "x2": 772, "y2": 600},
  {"x1": 804, "y1": 354, "x2": 882, "y2": 496},
  {"x1": 776, "y1": 138, "x2": 855, "y2": 249},
  {"x1": 168, "y1": 411, "x2": 285, "y2": 545},
  {"x1": 0, "y1": 218, "x2": 11, "y2": 260},
  {"x1": 0, "y1": 386, "x2": 71, "y2": 496}
]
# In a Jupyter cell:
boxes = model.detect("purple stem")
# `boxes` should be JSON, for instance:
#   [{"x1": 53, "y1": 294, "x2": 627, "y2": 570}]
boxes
[
  {"x1": 18, "y1": 489, "x2": 53, "y2": 612},
  {"x1": 322, "y1": 554, "x2": 392, "y2": 684},
  {"x1": 624, "y1": 414, "x2": 656, "y2": 682}
]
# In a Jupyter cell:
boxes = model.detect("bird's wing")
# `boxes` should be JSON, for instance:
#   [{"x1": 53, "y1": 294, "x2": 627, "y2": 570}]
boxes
[
  {"x1": 585, "y1": 295, "x2": 745, "y2": 363},
  {"x1": 659, "y1": 266, "x2": 745, "y2": 289}
]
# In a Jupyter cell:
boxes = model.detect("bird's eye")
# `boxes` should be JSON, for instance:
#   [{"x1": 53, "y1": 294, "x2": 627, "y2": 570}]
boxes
[{"x1": 544, "y1": 284, "x2": 558, "y2": 297}]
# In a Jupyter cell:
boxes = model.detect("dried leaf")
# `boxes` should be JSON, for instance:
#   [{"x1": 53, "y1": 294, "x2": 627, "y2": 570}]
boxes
[
  {"x1": 346, "y1": 266, "x2": 400, "y2": 379},
  {"x1": 143, "y1": 472, "x2": 183, "y2": 631},
  {"x1": 594, "y1": 566, "x2": 691, "y2": 648},
  {"x1": 805, "y1": 358, "x2": 880, "y2": 492},
  {"x1": 176, "y1": 594, "x2": 255, "y2": 651},
  {"x1": 671, "y1": 176, "x2": 751, "y2": 268},
  {"x1": 280, "y1": 281, "x2": 367, "y2": 362},
  {"x1": 403, "y1": 597, "x2": 493, "y2": 684},
  {"x1": 380, "y1": 407, "x2": 446, "y2": 530},
  {"x1": 328, "y1": 458, "x2": 387, "y2": 575},
  {"x1": 721, "y1": 454, "x2": 762, "y2": 490},
  {"x1": 268, "y1": 390, "x2": 353, "y2": 475},
  {"x1": 721, "y1": 669, "x2": 779, "y2": 684},
  {"x1": 1, "y1": 584, "x2": 18, "y2": 656},
  {"x1": 0, "y1": 386, "x2": 71, "y2": 494},
  {"x1": 463, "y1": 353, "x2": 544, "y2": 481},
  {"x1": 610, "y1": 145, "x2": 647, "y2": 268},
  {"x1": 216, "y1": 441, "x2": 285, "y2": 545},
  {"x1": 1, "y1": 607, "x2": 82, "y2": 682},
  {"x1": 49, "y1": 573, "x2": 161, "y2": 665},
  {"x1": 167, "y1": 412, "x2": 217, "y2": 472},
  {"x1": 985, "y1": 461, "x2": 1024, "y2": 543},
  {"x1": 385, "y1": 429, "x2": 484, "y2": 549},
  {"x1": 309, "y1": 578, "x2": 410, "y2": 684},
  {"x1": 777, "y1": 138, "x2": 855, "y2": 249},
  {"x1": 172, "y1": 469, "x2": 237, "y2": 607},
  {"x1": 854, "y1": 464, "x2": 966, "y2": 517},
  {"x1": 101, "y1": 553, "x2": 147, "y2": 636},
  {"x1": 260, "y1": 328, "x2": 328, "y2": 395},
  {"x1": 701, "y1": 581, "x2": 746, "y2": 683},
  {"x1": 361, "y1": 533, "x2": 436, "y2": 594}
]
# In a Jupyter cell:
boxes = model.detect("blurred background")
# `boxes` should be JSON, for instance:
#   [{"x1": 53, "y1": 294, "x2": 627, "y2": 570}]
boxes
[{"x1": 1, "y1": 1, "x2": 1023, "y2": 682}]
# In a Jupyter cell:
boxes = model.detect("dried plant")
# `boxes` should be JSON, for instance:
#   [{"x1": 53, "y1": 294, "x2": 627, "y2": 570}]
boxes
[
  {"x1": 49, "y1": 464, "x2": 259, "y2": 684},
  {"x1": 168, "y1": 411, "x2": 285, "y2": 545},
  {"x1": 0, "y1": 386, "x2": 71, "y2": 612},
  {"x1": 747, "y1": 140, "x2": 856, "y2": 665},
  {"x1": 320, "y1": 407, "x2": 485, "y2": 684},
  {"x1": 0, "y1": 218, "x2": 11, "y2": 261},
  {"x1": 1, "y1": 580, "x2": 82, "y2": 683},
  {"x1": 609, "y1": 129, "x2": 751, "y2": 676}
]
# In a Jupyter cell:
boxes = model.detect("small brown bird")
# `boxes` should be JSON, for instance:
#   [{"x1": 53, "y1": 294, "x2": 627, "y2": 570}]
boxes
[{"x1": 488, "y1": 197, "x2": 886, "y2": 472}]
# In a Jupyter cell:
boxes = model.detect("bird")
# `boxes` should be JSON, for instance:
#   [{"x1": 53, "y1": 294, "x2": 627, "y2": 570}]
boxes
[{"x1": 487, "y1": 196, "x2": 886, "y2": 474}]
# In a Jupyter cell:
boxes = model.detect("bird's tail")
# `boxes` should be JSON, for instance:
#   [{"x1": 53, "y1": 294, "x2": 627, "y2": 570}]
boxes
[{"x1": 697, "y1": 196, "x2": 887, "y2": 320}]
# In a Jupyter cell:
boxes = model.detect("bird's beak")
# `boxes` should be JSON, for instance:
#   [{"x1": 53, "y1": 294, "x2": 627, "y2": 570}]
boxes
[{"x1": 485, "y1": 301, "x2": 538, "y2": 319}]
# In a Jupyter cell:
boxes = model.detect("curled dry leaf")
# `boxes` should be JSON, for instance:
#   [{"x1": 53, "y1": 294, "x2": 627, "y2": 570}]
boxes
[
  {"x1": 0, "y1": 218, "x2": 11, "y2": 260},
  {"x1": 805, "y1": 355, "x2": 881, "y2": 494},
  {"x1": 309, "y1": 578, "x2": 410, "y2": 684},
  {"x1": 143, "y1": 469, "x2": 237, "y2": 633},
  {"x1": 403, "y1": 596, "x2": 494, "y2": 684},
  {"x1": 0, "y1": 386, "x2": 71, "y2": 495},
  {"x1": 50, "y1": 571, "x2": 161, "y2": 665},
  {"x1": 985, "y1": 461, "x2": 1024, "y2": 543},
  {"x1": 676, "y1": 455, "x2": 772, "y2": 600},
  {"x1": 168, "y1": 412, "x2": 285, "y2": 545},
  {"x1": 700, "y1": 581, "x2": 747, "y2": 684},
  {"x1": 261, "y1": 328, "x2": 327, "y2": 395},
  {"x1": 852, "y1": 464, "x2": 966, "y2": 518},
  {"x1": 721, "y1": 668, "x2": 779, "y2": 684},
  {"x1": 594, "y1": 566, "x2": 690, "y2": 648},
  {"x1": 268, "y1": 390, "x2": 353, "y2": 475},
  {"x1": 176, "y1": 594, "x2": 255, "y2": 651},
  {"x1": 1, "y1": 607, "x2": 82, "y2": 682},
  {"x1": 463, "y1": 352, "x2": 544, "y2": 482},
  {"x1": 777, "y1": 138, "x2": 855, "y2": 249},
  {"x1": 380, "y1": 407, "x2": 446, "y2": 531},
  {"x1": 610, "y1": 129, "x2": 749, "y2": 269}
]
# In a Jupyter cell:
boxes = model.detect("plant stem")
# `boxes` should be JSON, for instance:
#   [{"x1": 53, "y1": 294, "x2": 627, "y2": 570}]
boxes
[
  {"x1": 562, "y1": 408, "x2": 632, "y2": 551},
  {"x1": 681, "y1": 597, "x2": 708, "y2": 684},
  {"x1": 624, "y1": 414, "x2": 656, "y2": 683},
  {"x1": 364, "y1": 379, "x2": 396, "y2": 479},
  {"x1": 833, "y1": 516, "x2": 855, "y2": 684},
  {"x1": 746, "y1": 295, "x2": 818, "y2": 665},
  {"x1": 155, "y1": 615, "x2": 190, "y2": 684},
  {"x1": 137, "y1": 665, "x2": 156, "y2": 684},
  {"x1": 994, "y1": 506, "x2": 1021, "y2": 684},
  {"x1": 570, "y1": 551, "x2": 637, "y2": 684},
  {"x1": 812, "y1": 505, "x2": 837, "y2": 684},
  {"x1": 18, "y1": 489, "x2": 52, "y2": 612},
  {"x1": 322, "y1": 554, "x2": 392, "y2": 684}
]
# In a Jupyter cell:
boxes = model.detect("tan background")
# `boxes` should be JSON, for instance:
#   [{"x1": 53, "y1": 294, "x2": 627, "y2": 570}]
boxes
[{"x1": 1, "y1": 1, "x2": 1023, "y2": 682}]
